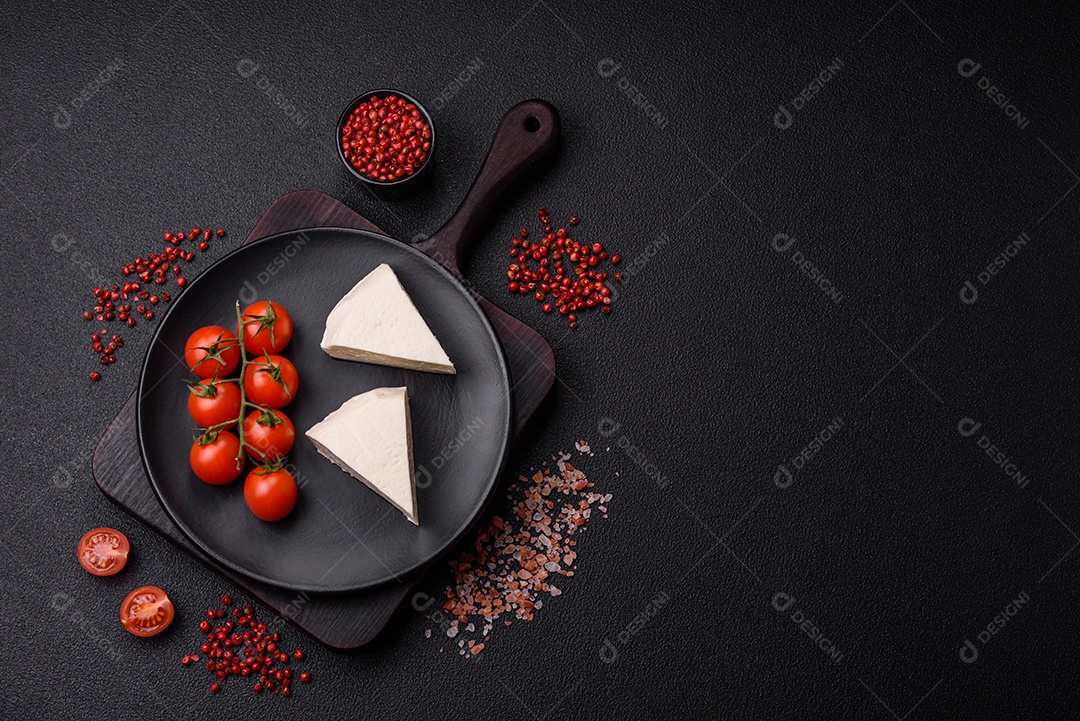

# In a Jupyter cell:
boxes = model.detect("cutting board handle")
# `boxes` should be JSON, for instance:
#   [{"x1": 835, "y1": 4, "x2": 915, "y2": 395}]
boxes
[{"x1": 417, "y1": 99, "x2": 560, "y2": 272}]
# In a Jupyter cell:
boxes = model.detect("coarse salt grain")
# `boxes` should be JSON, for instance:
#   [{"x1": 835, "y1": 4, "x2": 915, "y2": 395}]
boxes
[{"x1": 424, "y1": 444, "x2": 609, "y2": 658}]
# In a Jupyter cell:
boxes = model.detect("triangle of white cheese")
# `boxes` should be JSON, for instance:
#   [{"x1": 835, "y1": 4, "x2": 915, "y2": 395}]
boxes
[
  {"x1": 305, "y1": 387, "x2": 418, "y2": 525},
  {"x1": 320, "y1": 263, "x2": 456, "y2": 374}
]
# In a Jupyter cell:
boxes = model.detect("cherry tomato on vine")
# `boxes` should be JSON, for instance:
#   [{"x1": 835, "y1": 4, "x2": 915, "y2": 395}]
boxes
[
  {"x1": 240, "y1": 300, "x2": 293, "y2": 356},
  {"x1": 244, "y1": 467, "x2": 298, "y2": 521},
  {"x1": 120, "y1": 585, "x2": 174, "y2": 637},
  {"x1": 189, "y1": 430, "x2": 242, "y2": 485},
  {"x1": 187, "y1": 380, "x2": 241, "y2": 429},
  {"x1": 184, "y1": 325, "x2": 240, "y2": 378},
  {"x1": 243, "y1": 408, "x2": 295, "y2": 461},
  {"x1": 77, "y1": 527, "x2": 130, "y2": 576},
  {"x1": 244, "y1": 354, "x2": 299, "y2": 408}
]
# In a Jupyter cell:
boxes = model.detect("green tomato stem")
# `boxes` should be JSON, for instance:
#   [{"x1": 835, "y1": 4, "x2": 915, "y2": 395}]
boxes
[
  {"x1": 233, "y1": 302, "x2": 250, "y2": 468},
  {"x1": 191, "y1": 300, "x2": 286, "y2": 472}
]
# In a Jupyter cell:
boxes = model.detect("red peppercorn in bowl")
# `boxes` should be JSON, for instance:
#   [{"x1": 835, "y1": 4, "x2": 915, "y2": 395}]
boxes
[{"x1": 337, "y1": 90, "x2": 435, "y2": 200}]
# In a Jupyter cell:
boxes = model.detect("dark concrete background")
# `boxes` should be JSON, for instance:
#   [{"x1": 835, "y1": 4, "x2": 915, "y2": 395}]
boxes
[{"x1": 2, "y1": 1, "x2": 1079, "y2": 718}]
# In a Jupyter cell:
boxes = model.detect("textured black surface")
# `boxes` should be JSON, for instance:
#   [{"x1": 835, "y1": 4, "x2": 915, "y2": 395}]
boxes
[
  {"x1": 3, "y1": 1, "x2": 1080, "y2": 719},
  {"x1": 138, "y1": 228, "x2": 512, "y2": 591}
]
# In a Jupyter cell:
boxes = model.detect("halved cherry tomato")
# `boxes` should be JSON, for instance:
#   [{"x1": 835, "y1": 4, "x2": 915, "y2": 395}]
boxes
[
  {"x1": 243, "y1": 408, "x2": 295, "y2": 461},
  {"x1": 77, "y1": 527, "x2": 130, "y2": 576},
  {"x1": 120, "y1": 585, "x2": 174, "y2": 637},
  {"x1": 187, "y1": 380, "x2": 241, "y2": 429},
  {"x1": 243, "y1": 354, "x2": 299, "y2": 408},
  {"x1": 244, "y1": 467, "x2": 298, "y2": 521},
  {"x1": 190, "y1": 430, "x2": 242, "y2": 485},
  {"x1": 184, "y1": 325, "x2": 240, "y2": 379},
  {"x1": 240, "y1": 300, "x2": 293, "y2": 356}
]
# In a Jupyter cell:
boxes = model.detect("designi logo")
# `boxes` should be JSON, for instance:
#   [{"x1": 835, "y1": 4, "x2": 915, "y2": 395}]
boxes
[
  {"x1": 771, "y1": 590, "x2": 843, "y2": 664},
  {"x1": 773, "y1": 56, "x2": 844, "y2": 131}
]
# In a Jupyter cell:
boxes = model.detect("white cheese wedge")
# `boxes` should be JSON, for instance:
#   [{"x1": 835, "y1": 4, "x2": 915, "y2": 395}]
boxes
[
  {"x1": 305, "y1": 387, "x2": 418, "y2": 525},
  {"x1": 321, "y1": 263, "x2": 456, "y2": 374}
]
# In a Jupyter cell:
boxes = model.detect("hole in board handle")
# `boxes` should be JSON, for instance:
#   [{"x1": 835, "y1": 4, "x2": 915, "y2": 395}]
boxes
[{"x1": 523, "y1": 116, "x2": 541, "y2": 132}]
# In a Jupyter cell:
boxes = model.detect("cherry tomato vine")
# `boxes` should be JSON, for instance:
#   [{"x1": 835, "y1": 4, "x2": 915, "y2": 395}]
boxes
[{"x1": 188, "y1": 301, "x2": 297, "y2": 476}]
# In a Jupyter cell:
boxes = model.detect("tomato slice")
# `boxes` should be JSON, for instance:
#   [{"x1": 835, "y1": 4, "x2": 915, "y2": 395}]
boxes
[
  {"x1": 120, "y1": 585, "x2": 174, "y2": 637},
  {"x1": 77, "y1": 527, "x2": 130, "y2": 576}
]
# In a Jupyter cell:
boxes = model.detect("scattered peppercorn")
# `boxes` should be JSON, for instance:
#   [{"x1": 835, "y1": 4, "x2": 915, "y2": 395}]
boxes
[
  {"x1": 182, "y1": 596, "x2": 310, "y2": 698},
  {"x1": 503, "y1": 210, "x2": 619, "y2": 328},
  {"x1": 81, "y1": 225, "x2": 226, "y2": 381}
]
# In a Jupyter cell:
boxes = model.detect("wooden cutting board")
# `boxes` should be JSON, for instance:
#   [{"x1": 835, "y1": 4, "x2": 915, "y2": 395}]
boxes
[{"x1": 91, "y1": 189, "x2": 555, "y2": 649}]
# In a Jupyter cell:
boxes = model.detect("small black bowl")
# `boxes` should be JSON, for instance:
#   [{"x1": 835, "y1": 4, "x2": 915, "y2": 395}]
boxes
[{"x1": 336, "y1": 89, "x2": 436, "y2": 201}]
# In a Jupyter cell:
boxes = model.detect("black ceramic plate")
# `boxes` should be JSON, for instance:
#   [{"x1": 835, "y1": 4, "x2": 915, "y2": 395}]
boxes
[{"x1": 137, "y1": 227, "x2": 512, "y2": 593}]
